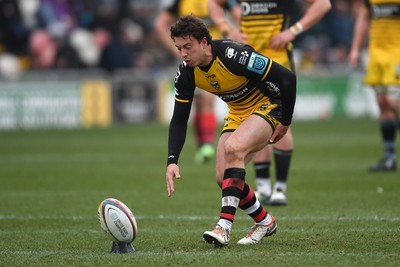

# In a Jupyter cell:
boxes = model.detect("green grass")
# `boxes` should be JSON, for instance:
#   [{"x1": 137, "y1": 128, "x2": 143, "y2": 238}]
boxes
[{"x1": 0, "y1": 119, "x2": 399, "y2": 266}]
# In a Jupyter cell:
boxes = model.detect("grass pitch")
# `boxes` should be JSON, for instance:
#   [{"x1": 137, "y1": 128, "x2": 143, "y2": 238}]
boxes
[{"x1": 0, "y1": 119, "x2": 399, "y2": 266}]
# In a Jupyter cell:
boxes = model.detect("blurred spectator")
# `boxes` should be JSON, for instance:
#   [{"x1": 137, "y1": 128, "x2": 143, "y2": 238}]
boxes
[
  {"x1": 99, "y1": 19, "x2": 146, "y2": 71},
  {"x1": 92, "y1": 0, "x2": 120, "y2": 33},
  {"x1": 0, "y1": 0, "x2": 365, "y2": 75},
  {"x1": 326, "y1": 0, "x2": 354, "y2": 49},
  {"x1": 0, "y1": 0, "x2": 32, "y2": 73},
  {"x1": 29, "y1": 29, "x2": 58, "y2": 69},
  {"x1": 36, "y1": 0, "x2": 74, "y2": 39},
  {"x1": 0, "y1": 53, "x2": 21, "y2": 80}
]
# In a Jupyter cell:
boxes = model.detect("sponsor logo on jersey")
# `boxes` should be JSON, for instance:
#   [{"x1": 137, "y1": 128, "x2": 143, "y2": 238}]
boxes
[
  {"x1": 218, "y1": 87, "x2": 250, "y2": 102},
  {"x1": 205, "y1": 73, "x2": 221, "y2": 90},
  {"x1": 266, "y1": 81, "x2": 280, "y2": 93},
  {"x1": 371, "y1": 4, "x2": 400, "y2": 18},
  {"x1": 225, "y1": 47, "x2": 237, "y2": 59},
  {"x1": 247, "y1": 52, "x2": 269, "y2": 74},
  {"x1": 241, "y1": 2, "x2": 278, "y2": 16},
  {"x1": 211, "y1": 81, "x2": 221, "y2": 90},
  {"x1": 239, "y1": 51, "x2": 249, "y2": 65}
]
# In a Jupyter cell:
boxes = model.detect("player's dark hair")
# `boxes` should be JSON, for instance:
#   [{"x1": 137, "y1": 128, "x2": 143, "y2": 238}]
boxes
[{"x1": 170, "y1": 15, "x2": 212, "y2": 44}]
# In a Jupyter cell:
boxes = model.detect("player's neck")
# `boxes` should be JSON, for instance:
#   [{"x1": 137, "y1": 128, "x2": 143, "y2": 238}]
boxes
[{"x1": 199, "y1": 45, "x2": 213, "y2": 67}]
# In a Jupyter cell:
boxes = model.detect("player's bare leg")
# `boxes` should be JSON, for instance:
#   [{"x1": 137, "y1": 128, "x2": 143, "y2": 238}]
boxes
[{"x1": 204, "y1": 115, "x2": 276, "y2": 246}]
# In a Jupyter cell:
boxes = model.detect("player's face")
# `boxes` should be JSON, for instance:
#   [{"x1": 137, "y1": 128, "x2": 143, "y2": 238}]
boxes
[{"x1": 174, "y1": 36, "x2": 209, "y2": 67}]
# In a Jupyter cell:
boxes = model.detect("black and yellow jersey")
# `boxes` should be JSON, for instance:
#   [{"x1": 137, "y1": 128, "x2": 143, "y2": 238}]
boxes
[
  {"x1": 168, "y1": 40, "x2": 296, "y2": 164},
  {"x1": 366, "y1": 0, "x2": 400, "y2": 54},
  {"x1": 165, "y1": 0, "x2": 237, "y2": 38},
  {"x1": 364, "y1": 0, "x2": 400, "y2": 85},
  {"x1": 238, "y1": 0, "x2": 295, "y2": 70}
]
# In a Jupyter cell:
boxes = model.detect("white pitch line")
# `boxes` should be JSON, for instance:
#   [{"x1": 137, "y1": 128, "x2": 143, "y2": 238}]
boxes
[
  {"x1": 0, "y1": 214, "x2": 399, "y2": 222},
  {"x1": 0, "y1": 153, "x2": 133, "y2": 164},
  {"x1": 0, "y1": 250, "x2": 397, "y2": 258}
]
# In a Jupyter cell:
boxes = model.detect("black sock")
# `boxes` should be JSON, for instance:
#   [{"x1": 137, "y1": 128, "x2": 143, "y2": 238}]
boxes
[
  {"x1": 273, "y1": 148, "x2": 293, "y2": 183},
  {"x1": 380, "y1": 120, "x2": 396, "y2": 160}
]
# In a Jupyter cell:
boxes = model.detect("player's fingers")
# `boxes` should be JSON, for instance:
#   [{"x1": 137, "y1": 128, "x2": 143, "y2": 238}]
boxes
[
  {"x1": 269, "y1": 39, "x2": 277, "y2": 50},
  {"x1": 269, "y1": 135, "x2": 277, "y2": 144},
  {"x1": 166, "y1": 174, "x2": 174, "y2": 197},
  {"x1": 270, "y1": 39, "x2": 283, "y2": 50},
  {"x1": 269, "y1": 124, "x2": 286, "y2": 144},
  {"x1": 166, "y1": 178, "x2": 174, "y2": 197},
  {"x1": 269, "y1": 127, "x2": 278, "y2": 143}
]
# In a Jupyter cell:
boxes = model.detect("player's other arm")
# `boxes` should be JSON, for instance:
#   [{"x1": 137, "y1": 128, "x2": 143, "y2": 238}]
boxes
[
  {"x1": 155, "y1": 11, "x2": 181, "y2": 58},
  {"x1": 270, "y1": 0, "x2": 331, "y2": 50},
  {"x1": 263, "y1": 61, "x2": 297, "y2": 143},
  {"x1": 266, "y1": 62, "x2": 297, "y2": 127},
  {"x1": 295, "y1": 0, "x2": 332, "y2": 34},
  {"x1": 207, "y1": 0, "x2": 246, "y2": 42},
  {"x1": 348, "y1": 4, "x2": 370, "y2": 67}
]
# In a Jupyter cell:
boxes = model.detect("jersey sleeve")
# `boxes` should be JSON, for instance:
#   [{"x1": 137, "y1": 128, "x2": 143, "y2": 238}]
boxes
[
  {"x1": 167, "y1": 63, "x2": 196, "y2": 165},
  {"x1": 263, "y1": 61, "x2": 296, "y2": 126},
  {"x1": 217, "y1": 42, "x2": 272, "y2": 80}
]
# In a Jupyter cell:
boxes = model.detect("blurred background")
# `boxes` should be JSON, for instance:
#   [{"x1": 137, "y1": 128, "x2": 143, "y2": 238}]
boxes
[{"x1": 0, "y1": 0, "x2": 375, "y2": 130}]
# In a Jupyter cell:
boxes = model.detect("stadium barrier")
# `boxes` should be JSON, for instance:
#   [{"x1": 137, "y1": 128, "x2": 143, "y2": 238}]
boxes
[
  {"x1": 0, "y1": 69, "x2": 377, "y2": 130},
  {"x1": 0, "y1": 70, "x2": 158, "y2": 130},
  {"x1": 157, "y1": 70, "x2": 379, "y2": 123}
]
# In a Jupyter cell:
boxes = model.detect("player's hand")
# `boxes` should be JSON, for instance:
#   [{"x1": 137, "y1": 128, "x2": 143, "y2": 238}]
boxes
[
  {"x1": 348, "y1": 49, "x2": 359, "y2": 68},
  {"x1": 166, "y1": 163, "x2": 181, "y2": 197},
  {"x1": 269, "y1": 124, "x2": 289, "y2": 144},
  {"x1": 269, "y1": 30, "x2": 295, "y2": 50}
]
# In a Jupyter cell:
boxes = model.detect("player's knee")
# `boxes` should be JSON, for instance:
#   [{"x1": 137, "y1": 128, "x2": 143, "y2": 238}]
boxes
[{"x1": 224, "y1": 139, "x2": 245, "y2": 163}]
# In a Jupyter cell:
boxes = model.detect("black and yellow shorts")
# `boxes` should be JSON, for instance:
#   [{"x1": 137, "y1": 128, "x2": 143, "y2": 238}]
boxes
[{"x1": 221, "y1": 101, "x2": 282, "y2": 134}]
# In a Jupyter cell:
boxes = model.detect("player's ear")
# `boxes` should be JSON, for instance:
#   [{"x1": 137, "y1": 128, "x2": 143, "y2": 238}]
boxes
[{"x1": 201, "y1": 37, "x2": 207, "y2": 48}]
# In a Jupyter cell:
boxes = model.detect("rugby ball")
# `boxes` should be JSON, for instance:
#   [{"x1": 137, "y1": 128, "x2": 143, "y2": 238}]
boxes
[{"x1": 98, "y1": 198, "x2": 138, "y2": 243}]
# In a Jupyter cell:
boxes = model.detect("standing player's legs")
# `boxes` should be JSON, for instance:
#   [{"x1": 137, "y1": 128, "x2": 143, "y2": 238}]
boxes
[
  {"x1": 252, "y1": 50, "x2": 294, "y2": 205},
  {"x1": 369, "y1": 86, "x2": 398, "y2": 171},
  {"x1": 193, "y1": 90, "x2": 217, "y2": 164},
  {"x1": 252, "y1": 146, "x2": 272, "y2": 203},
  {"x1": 253, "y1": 128, "x2": 293, "y2": 206},
  {"x1": 203, "y1": 114, "x2": 277, "y2": 246},
  {"x1": 269, "y1": 129, "x2": 293, "y2": 205}
]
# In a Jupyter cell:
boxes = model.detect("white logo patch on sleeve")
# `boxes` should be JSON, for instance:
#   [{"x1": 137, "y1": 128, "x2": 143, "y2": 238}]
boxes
[{"x1": 247, "y1": 52, "x2": 269, "y2": 75}]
